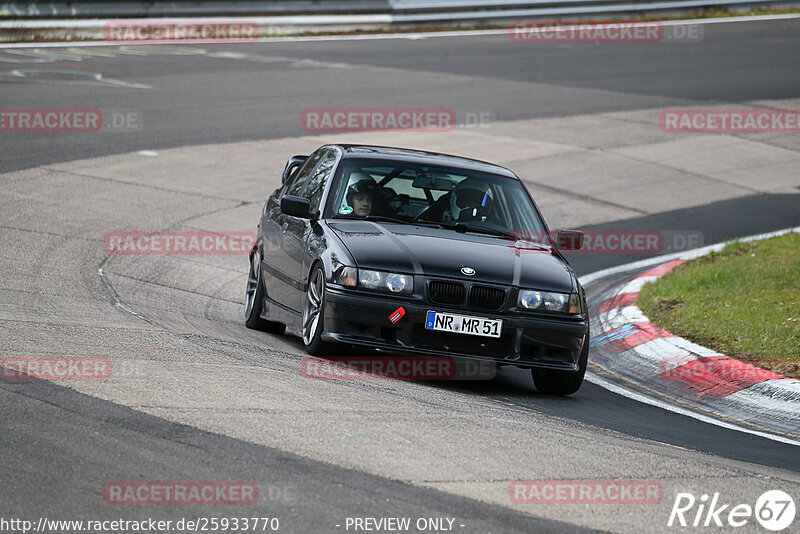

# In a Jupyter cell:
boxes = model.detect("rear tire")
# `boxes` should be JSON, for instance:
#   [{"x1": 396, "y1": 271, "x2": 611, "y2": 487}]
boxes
[
  {"x1": 531, "y1": 332, "x2": 589, "y2": 396},
  {"x1": 244, "y1": 248, "x2": 285, "y2": 334}
]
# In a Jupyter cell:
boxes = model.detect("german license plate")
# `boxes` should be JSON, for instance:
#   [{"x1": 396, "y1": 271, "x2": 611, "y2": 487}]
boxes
[{"x1": 424, "y1": 310, "x2": 502, "y2": 338}]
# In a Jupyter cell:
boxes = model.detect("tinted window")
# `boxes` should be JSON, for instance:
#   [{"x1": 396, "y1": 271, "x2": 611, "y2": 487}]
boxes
[
  {"x1": 303, "y1": 150, "x2": 338, "y2": 212},
  {"x1": 284, "y1": 149, "x2": 325, "y2": 197}
]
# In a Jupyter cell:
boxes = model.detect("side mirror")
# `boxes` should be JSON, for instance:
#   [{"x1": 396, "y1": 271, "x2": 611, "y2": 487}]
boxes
[
  {"x1": 556, "y1": 230, "x2": 584, "y2": 250},
  {"x1": 282, "y1": 155, "x2": 308, "y2": 183},
  {"x1": 281, "y1": 195, "x2": 313, "y2": 219}
]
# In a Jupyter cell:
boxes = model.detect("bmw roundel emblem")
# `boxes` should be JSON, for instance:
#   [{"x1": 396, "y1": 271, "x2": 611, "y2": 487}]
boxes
[{"x1": 461, "y1": 267, "x2": 476, "y2": 276}]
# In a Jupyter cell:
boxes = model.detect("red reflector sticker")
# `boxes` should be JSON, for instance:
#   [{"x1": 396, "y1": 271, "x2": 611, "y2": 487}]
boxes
[{"x1": 388, "y1": 307, "x2": 406, "y2": 324}]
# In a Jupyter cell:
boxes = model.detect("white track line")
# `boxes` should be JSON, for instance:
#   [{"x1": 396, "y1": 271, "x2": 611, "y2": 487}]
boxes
[
  {"x1": 583, "y1": 225, "x2": 800, "y2": 446},
  {"x1": 0, "y1": 13, "x2": 798, "y2": 48},
  {"x1": 585, "y1": 372, "x2": 800, "y2": 446}
]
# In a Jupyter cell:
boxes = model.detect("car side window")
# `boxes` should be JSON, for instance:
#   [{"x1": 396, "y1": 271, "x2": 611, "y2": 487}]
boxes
[
  {"x1": 302, "y1": 151, "x2": 338, "y2": 212},
  {"x1": 283, "y1": 150, "x2": 325, "y2": 198}
]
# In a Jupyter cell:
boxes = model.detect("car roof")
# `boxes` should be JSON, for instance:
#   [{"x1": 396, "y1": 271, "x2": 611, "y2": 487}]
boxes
[{"x1": 330, "y1": 144, "x2": 519, "y2": 179}]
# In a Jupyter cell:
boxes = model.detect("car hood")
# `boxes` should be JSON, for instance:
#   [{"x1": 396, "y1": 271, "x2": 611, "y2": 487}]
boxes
[{"x1": 328, "y1": 220, "x2": 575, "y2": 293}]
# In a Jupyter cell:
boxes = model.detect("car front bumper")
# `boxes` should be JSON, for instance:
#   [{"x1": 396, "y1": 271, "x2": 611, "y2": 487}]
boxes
[{"x1": 323, "y1": 286, "x2": 588, "y2": 371}]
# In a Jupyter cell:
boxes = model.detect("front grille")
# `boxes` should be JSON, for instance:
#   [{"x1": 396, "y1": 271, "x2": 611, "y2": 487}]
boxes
[
  {"x1": 428, "y1": 280, "x2": 466, "y2": 306},
  {"x1": 469, "y1": 285, "x2": 506, "y2": 311}
]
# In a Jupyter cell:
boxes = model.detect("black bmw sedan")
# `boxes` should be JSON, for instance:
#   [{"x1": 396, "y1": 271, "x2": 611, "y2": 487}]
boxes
[{"x1": 245, "y1": 144, "x2": 589, "y2": 394}]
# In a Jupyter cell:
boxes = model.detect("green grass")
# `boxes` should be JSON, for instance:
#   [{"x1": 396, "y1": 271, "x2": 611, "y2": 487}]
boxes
[{"x1": 638, "y1": 232, "x2": 800, "y2": 379}]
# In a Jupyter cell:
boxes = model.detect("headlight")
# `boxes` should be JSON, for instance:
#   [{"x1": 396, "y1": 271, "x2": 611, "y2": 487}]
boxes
[
  {"x1": 519, "y1": 290, "x2": 543, "y2": 309},
  {"x1": 358, "y1": 269, "x2": 413, "y2": 294},
  {"x1": 333, "y1": 266, "x2": 413, "y2": 294},
  {"x1": 359, "y1": 269, "x2": 382, "y2": 289},
  {"x1": 385, "y1": 273, "x2": 410, "y2": 293},
  {"x1": 518, "y1": 290, "x2": 582, "y2": 313}
]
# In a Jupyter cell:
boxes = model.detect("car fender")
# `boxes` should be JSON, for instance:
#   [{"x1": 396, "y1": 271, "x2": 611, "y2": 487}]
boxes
[{"x1": 303, "y1": 220, "x2": 355, "y2": 288}]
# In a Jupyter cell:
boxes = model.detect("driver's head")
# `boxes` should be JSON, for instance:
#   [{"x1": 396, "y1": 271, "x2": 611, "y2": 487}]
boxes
[
  {"x1": 449, "y1": 179, "x2": 493, "y2": 222},
  {"x1": 345, "y1": 172, "x2": 376, "y2": 217}
]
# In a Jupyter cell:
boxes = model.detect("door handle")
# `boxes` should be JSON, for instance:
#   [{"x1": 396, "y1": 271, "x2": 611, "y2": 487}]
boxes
[{"x1": 281, "y1": 222, "x2": 289, "y2": 233}]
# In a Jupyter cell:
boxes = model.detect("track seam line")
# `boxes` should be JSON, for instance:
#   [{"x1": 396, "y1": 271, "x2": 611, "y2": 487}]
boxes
[
  {"x1": 595, "y1": 145, "x2": 764, "y2": 194},
  {"x1": 0, "y1": 222, "x2": 100, "y2": 242},
  {"x1": 101, "y1": 270, "x2": 243, "y2": 305},
  {"x1": 41, "y1": 165, "x2": 254, "y2": 204}
]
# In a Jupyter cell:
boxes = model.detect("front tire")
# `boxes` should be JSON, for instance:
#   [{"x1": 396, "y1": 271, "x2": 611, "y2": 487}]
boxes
[
  {"x1": 531, "y1": 332, "x2": 589, "y2": 396},
  {"x1": 302, "y1": 266, "x2": 336, "y2": 356},
  {"x1": 244, "y1": 248, "x2": 285, "y2": 334}
]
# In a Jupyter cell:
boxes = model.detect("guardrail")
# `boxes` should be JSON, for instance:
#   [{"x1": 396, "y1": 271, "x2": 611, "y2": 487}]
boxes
[
  {"x1": 1, "y1": 0, "x2": 797, "y2": 19},
  {"x1": 0, "y1": 0, "x2": 797, "y2": 43},
  {"x1": 0, "y1": 1, "x2": 392, "y2": 17}
]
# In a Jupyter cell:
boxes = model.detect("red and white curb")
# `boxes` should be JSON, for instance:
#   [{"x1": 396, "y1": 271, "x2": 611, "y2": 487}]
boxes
[{"x1": 583, "y1": 226, "x2": 800, "y2": 440}]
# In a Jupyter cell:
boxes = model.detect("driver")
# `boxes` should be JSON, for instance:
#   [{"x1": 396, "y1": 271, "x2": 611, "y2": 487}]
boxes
[
  {"x1": 445, "y1": 179, "x2": 493, "y2": 222},
  {"x1": 345, "y1": 173, "x2": 377, "y2": 217}
]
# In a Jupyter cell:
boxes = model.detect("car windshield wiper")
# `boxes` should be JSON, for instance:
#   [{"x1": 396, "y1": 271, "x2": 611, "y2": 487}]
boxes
[
  {"x1": 363, "y1": 215, "x2": 410, "y2": 224},
  {"x1": 364, "y1": 215, "x2": 444, "y2": 228},
  {"x1": 445, "y1": 223, "x2": 553, "y2": 249},
  {"x1": 512, "y1": 238, "x2": 551, "y2": 251},
  {"x1": 445, "y1": 223, "x2": 515, "y2": 239}
]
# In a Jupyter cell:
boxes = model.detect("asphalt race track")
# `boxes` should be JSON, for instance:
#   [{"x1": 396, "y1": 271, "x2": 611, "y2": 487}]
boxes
[{"x1": 1, "y1": 16, "x2": 800, "y2": 534}]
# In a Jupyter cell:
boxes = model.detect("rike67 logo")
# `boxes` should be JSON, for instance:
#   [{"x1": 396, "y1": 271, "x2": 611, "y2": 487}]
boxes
[{"x1": 669, "y1": 490, "x2": 795, "y2": 531}]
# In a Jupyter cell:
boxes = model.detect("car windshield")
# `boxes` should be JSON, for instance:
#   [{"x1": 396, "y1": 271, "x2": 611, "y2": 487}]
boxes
[{"x1": 329, "y1": 157, "x2": 549, "y2": 242}]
